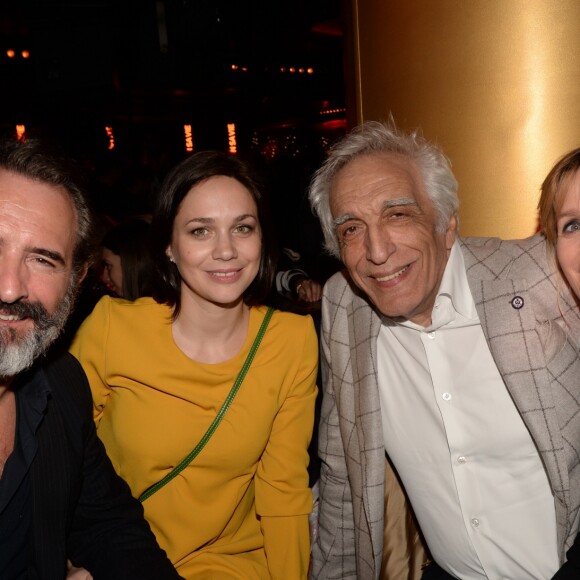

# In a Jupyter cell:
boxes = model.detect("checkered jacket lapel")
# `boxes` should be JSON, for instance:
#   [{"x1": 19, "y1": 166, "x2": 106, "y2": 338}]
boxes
[
  {"x1": 348, "y1": 290, "x2": 385, "y2": 569},
  {"x1": 314, "y1": 272, "x2": 385, "y2": 579}
]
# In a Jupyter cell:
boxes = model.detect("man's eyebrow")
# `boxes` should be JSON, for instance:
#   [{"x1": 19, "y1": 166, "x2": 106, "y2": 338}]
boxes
[
  {"x1": 30, "y1": 247, "x2": 66, "y2": 266},
  {"x1": 333, "y1": 213, "x2": 356, "y2": 227},
  {"x1": 383, "y1": 197, "x2": 418, "y2": 209}
]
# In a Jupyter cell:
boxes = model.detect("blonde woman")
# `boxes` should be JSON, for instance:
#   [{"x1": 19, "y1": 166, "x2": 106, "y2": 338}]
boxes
[
  {"x1": 538, "y1": 147, "x2": 580, "y2": 579},
  {"x1": 538, "y1": 147, "x2": 580, "y2": 303}
]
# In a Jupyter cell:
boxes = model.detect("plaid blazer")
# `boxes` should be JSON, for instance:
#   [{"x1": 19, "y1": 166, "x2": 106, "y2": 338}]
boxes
[{"x1": 311, "y1": 234, "x2": 580, "y2": 580}]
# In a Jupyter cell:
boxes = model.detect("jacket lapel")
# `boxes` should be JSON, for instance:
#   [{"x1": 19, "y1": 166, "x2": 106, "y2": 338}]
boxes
[{"x1": 347, "y1": 291, "x2": 385, "y2": 575}]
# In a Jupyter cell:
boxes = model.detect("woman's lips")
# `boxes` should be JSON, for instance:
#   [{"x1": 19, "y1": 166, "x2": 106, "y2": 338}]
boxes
[{"x1": 207, "y1": 269, "x2": 243, "y2": 282}]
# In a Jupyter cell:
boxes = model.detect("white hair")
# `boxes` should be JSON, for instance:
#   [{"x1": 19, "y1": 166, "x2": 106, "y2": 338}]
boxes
[{"x1": 309, "y1": 120, "x2": 459, "y2": 257}]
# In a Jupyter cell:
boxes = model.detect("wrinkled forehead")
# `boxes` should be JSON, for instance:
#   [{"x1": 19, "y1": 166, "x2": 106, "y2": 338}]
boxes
[{"x1": 330, "y1": 152, "x2": 427, "y2": 209}]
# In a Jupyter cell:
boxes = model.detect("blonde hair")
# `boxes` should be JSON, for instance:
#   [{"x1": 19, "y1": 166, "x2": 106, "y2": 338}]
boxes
[
  {"x1": 539, "y1": 147, "x2": 580, "y2": 254},
  {"x1": 538, "y1": 147, "x2": 580, "y2": 312}
]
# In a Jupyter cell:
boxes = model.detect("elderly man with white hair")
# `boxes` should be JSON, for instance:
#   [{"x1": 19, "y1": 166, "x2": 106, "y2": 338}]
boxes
[{"x1": 309, "y1": 121, "x2": 580, "y2": 580}]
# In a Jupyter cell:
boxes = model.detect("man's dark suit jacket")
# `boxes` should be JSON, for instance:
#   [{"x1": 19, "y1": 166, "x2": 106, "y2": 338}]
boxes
[{"x1": 26, "y1": 351, "x2": 181, "y2": 580}]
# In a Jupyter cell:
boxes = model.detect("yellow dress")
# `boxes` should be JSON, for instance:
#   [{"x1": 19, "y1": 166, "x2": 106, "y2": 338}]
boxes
[{"x1": 69, "y1": 297, "x2": 318, "y2": 579}]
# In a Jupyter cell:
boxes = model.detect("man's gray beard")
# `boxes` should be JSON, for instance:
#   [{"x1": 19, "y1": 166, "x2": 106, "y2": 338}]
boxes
[{"x1": 0, "y1": 284, "x2": 75, "y2": 379}]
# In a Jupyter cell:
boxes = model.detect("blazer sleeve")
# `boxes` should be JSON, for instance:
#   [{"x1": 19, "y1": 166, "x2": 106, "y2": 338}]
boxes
[
  {"x1": 310, "y1": 293, "x2": 357, "y2": 579},
  {"x1": 44, "y1": 354, "x2": 182, "y2": 580}
]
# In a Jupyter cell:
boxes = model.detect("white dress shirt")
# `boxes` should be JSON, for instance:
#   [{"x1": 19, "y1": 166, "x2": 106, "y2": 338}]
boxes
[{"x1": 377, "y1": 241, "x2": 559, "y2": 579}]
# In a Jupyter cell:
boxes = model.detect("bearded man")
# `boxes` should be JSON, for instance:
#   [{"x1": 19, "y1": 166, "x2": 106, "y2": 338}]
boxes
[{"x1": 0, "y1": 137, "x2": 181, "y2": 579}]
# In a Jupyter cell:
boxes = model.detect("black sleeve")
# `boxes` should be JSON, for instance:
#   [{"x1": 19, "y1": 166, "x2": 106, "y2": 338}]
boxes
[
  {"x1": 45, "y1": 353, "x2": 183, "y2": 580},
  {"x1": 551, "y1": 534, "x2": 580, "y2": 579}
]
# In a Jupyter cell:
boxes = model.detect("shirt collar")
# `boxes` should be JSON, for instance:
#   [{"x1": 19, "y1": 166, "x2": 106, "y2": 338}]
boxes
[
  {"x1": 387, "y1": 240, "x2": 479, "y2": 332},
  {"x1": 435, "y1": 240, "x2": 478, "y2": 322}
]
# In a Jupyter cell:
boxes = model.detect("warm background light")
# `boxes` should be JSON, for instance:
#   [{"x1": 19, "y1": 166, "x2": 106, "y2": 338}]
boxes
[
  {"x1": 227, "y1": 123, "x2": 237, "y2": 154},
  {"x1": 105, "y1": 126, "x2": 115, "y2": 150},
  {"x1": 183, "y1": 124, "x2": 193, "y2": 152},
  {"x1": 349, "y1": 0, "x2": 580, "y2": 239}
]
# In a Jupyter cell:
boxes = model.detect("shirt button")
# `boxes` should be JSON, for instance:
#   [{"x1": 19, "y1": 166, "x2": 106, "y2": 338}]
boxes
[
  {"x1": 471, "y1": 518, "x2": 480, "y2": 528},
  {"x1": 442, "y1": 392, "x2": 452, "y2": 401},
  {"x1": 458, "y1": 456, "x2": 467, "y2": 464},
  {"x1": 427, "y1": 332, "x2": 435, "y2": 339}
]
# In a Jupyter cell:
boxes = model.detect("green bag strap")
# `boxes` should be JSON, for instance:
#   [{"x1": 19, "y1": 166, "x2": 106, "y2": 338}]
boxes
[{"x1": 139, "y1": 307, "x2": 274, "y2": 503}]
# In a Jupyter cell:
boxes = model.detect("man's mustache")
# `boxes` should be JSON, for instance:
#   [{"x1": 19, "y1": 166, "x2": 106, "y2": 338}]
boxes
[{"x1": 0, "y1": 300, "x2": 55, "y2": 330}]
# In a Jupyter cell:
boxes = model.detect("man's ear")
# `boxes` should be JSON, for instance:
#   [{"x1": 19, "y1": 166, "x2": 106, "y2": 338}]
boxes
[
  {"x1": 445, "y1": 214, "x2": 458, "y2": 249},
  {"x1": 76, "y1": 264, "x2": 89, "y2": 286}
]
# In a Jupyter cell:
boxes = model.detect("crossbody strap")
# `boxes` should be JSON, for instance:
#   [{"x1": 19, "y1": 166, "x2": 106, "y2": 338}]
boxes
[{"x1": 139, "y1": 306, "x2": 275, "y2": 503}]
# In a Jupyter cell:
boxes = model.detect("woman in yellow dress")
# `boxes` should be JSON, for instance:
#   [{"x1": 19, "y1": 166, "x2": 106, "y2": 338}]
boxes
[{"x1": 70, "y1": 151, "x2": 318, "y2": 579}]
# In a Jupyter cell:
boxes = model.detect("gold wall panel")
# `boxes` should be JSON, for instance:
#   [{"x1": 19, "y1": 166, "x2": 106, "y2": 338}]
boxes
[{"x1": 349, "y1": 0, "x2": 580, "y2": 238}]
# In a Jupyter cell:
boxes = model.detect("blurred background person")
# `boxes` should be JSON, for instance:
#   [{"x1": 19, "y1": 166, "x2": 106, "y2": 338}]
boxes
[
  {"x1": 101, "y1": 218, "x2": 154, "y2": 299},
  {"x1": 70, "y1": 151, "x2": 318, "y2": 579},
  {"x1": 276, "y1": 264, "x2": 322, "y2": 304}
]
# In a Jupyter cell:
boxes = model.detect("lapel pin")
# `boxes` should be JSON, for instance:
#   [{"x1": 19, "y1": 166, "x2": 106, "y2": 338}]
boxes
[{"x1": 511, "y1": 296, "x2": 524, "y2": 309}]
